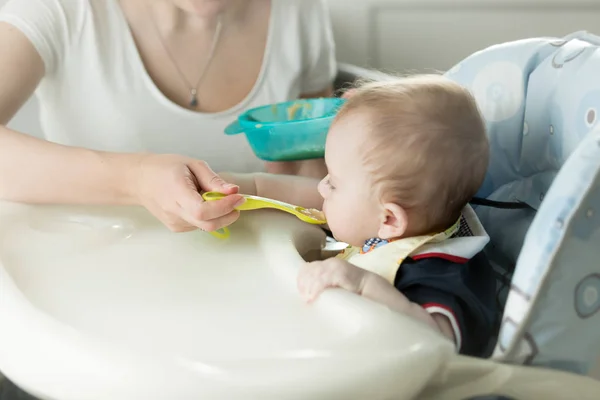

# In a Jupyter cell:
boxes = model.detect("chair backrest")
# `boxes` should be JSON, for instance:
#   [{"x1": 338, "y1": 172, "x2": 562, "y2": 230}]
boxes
[{"x1": 446, "y1": 31, "x2": 600, "y2": 374}]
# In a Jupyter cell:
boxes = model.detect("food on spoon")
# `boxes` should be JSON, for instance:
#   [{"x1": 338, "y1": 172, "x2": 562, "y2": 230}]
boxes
[{"x1": 299, "y1": 208, "x2": 325, "y2": 221}]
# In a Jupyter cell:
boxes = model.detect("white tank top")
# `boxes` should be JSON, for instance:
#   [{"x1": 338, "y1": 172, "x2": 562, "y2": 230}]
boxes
[{"x1": 0, "y1": 0, "x2": 336, "y2": 173}]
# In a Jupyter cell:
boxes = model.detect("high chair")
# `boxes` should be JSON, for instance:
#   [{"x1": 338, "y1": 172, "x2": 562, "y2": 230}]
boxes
[
  {"x1": 344, "y1": 30, "x2": 600, "y2": 398},
  {"x1": 2, "y1": 31, "x2": 600, "y2": 400}
]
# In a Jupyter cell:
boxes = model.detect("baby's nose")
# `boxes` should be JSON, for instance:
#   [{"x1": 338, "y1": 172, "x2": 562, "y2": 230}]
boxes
[{"x1": 317, "y1": 180, "x2": 327, "y2": 197}]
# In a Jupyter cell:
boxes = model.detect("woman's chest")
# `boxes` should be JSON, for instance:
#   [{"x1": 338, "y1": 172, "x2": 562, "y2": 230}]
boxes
[{"x1": 37, "y1": 70, "x2": 280, "y2": 173}]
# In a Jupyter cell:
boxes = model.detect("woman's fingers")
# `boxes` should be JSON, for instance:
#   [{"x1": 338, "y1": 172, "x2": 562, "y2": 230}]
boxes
[
  {"x1": 136, "y1": 154, "x2": 246, "y2": 232},
  {"x1": 198, "y1": 209, "x2": 241, "y2": 232},
  {"x1": 144, "y1": 201, "x2": 197, "y2": 233},
  {"x1": 182, "y1": 195, "x2": 243, "y2": 230},
  {"x1": 188, "y1": 160, "x2": 239, "y2": 194},
  {"x1": 174, "y1": 165, "x2": 244, "y2": 225}
]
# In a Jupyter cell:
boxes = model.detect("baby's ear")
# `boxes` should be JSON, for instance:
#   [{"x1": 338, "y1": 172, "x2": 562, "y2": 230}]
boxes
[{"x1": 378, "y1": 203, "x2": 408, "y2": 240}]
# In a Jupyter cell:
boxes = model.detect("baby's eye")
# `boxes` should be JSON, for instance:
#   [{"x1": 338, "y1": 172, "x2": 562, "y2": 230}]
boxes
[{"x1": 325, "y1": 177, "x2": 335, "y2": 190}]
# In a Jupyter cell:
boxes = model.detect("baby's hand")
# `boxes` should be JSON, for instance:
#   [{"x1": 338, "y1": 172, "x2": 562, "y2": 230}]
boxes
[{"x1": 297, "y1": 258, "x2": 368, "y2": 302}]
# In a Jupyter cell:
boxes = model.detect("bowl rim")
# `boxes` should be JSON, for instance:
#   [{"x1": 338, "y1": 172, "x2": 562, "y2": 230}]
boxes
[{"x1": 238, "y1": 97, "x2": 345, "y2": 128}]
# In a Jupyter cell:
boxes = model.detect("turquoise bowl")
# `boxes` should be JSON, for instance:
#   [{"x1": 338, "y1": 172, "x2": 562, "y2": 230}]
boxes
[{"x1": 224, "y1": 98, "x2": 346, "y2": 161}]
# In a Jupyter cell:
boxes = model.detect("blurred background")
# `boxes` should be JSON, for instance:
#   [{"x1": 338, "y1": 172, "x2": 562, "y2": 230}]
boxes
[{"x1": 3, "y1": 0, "x2": 600, "y2": 138}]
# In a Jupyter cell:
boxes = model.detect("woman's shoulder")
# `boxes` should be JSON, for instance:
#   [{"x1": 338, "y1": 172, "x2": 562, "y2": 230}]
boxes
[
  {"x1": 0, "y1": 0, "x2": 93, "y2": 27},
  {"x1": 0, "y1": 0, "x2": 116, "y2": 42},
  {"x1": 0, "y1": 0, "x2": 119, "y2": 74}
]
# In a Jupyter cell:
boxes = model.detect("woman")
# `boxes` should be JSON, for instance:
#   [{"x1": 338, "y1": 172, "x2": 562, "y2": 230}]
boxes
[
  {"x1": 0, "y1": 0, "x2": 336, "y2": 234},
  {"x1": 0, "y1": 0, "x2": 335, "y2": 397}
]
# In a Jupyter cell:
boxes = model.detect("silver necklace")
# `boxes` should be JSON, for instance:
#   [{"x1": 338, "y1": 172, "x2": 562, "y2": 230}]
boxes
[{"x1": 149, "y1": 11, "x2": 223, "y2": 108}]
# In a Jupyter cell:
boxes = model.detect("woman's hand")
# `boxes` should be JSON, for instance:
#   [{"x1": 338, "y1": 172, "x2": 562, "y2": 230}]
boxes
[{"x1": 134, "y1": 154, "x2": 246, "y2": 232}]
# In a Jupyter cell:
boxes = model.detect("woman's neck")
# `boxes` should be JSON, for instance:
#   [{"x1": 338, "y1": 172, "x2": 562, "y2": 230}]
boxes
[{"x1": 140, "y1": 0, "x2": 245, "y2": 33}]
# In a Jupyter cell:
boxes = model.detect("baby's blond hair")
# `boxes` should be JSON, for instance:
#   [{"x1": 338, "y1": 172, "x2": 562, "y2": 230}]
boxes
[{"x1": 335, "y1": 75, "x2": 489, "y2": 235}]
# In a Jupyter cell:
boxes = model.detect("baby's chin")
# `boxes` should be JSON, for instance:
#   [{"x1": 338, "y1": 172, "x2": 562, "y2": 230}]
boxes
[
  {"x1": 324, "y1": 216, "x2": 364, "y2": 246},
  {"x1": 327, "y1": 228, "x2": 343, "y2": 243},
  {"x1": 329, "y1": 230, "x2": 363, "y2": 247}
]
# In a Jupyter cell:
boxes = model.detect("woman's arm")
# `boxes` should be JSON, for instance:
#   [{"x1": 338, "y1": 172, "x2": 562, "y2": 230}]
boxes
[
  {"x1": 0, "y1": 22, "x2": 140, "y2": 205},
  {"x1": 0, "y1": 127, "x2": 141, "y2": 205},
  {"x1": 0, "y1": 23, "x2": 242, "y2": 232}
]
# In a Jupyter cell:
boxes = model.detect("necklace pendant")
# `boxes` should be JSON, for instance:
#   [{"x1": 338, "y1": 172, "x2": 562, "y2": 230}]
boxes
[{"x1": 190, "y1": 89, "x2": 198, "y2": 108}]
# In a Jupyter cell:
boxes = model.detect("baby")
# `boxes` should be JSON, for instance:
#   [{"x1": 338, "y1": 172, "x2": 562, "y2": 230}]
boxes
[{"x1": 229, "y1": 75, "x2": 497, "y2": 357}]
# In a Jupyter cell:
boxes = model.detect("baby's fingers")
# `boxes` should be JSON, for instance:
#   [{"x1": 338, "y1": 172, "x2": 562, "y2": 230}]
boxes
[
  {"x1": 297, "y1": 264, "x2": 316, "y2": 301},
  {"x1": 297, "y1": 263, "x2": 330, "y2": 302}
]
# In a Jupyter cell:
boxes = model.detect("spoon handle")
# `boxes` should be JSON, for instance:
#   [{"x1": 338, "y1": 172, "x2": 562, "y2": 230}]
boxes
[{"x1": 202, "y1": 192, "x2": 325, "y2": 224}]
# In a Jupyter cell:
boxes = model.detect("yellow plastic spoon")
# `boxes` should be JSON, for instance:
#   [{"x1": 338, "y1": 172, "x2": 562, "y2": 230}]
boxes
[
  {"x1": 201, "y1": 191, "x2": 326, "y2": 239},
  {"x1": 203, "y1": 191, "x2": 326, "y2": 223}
]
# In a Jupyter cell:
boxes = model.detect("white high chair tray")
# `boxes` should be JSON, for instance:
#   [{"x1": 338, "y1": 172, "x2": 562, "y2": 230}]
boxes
[{"x1": 0, "y1": 202, "x2": 453, "y2": 400}]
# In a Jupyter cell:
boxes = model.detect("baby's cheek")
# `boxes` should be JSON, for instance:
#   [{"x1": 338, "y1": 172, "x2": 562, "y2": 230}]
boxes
[
  {"x1": 328, "y1": 216, "x2": 354, "y2": 243},
  {"x1": 324, "y1": 211, "x2": 340, "y2": 234}
]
